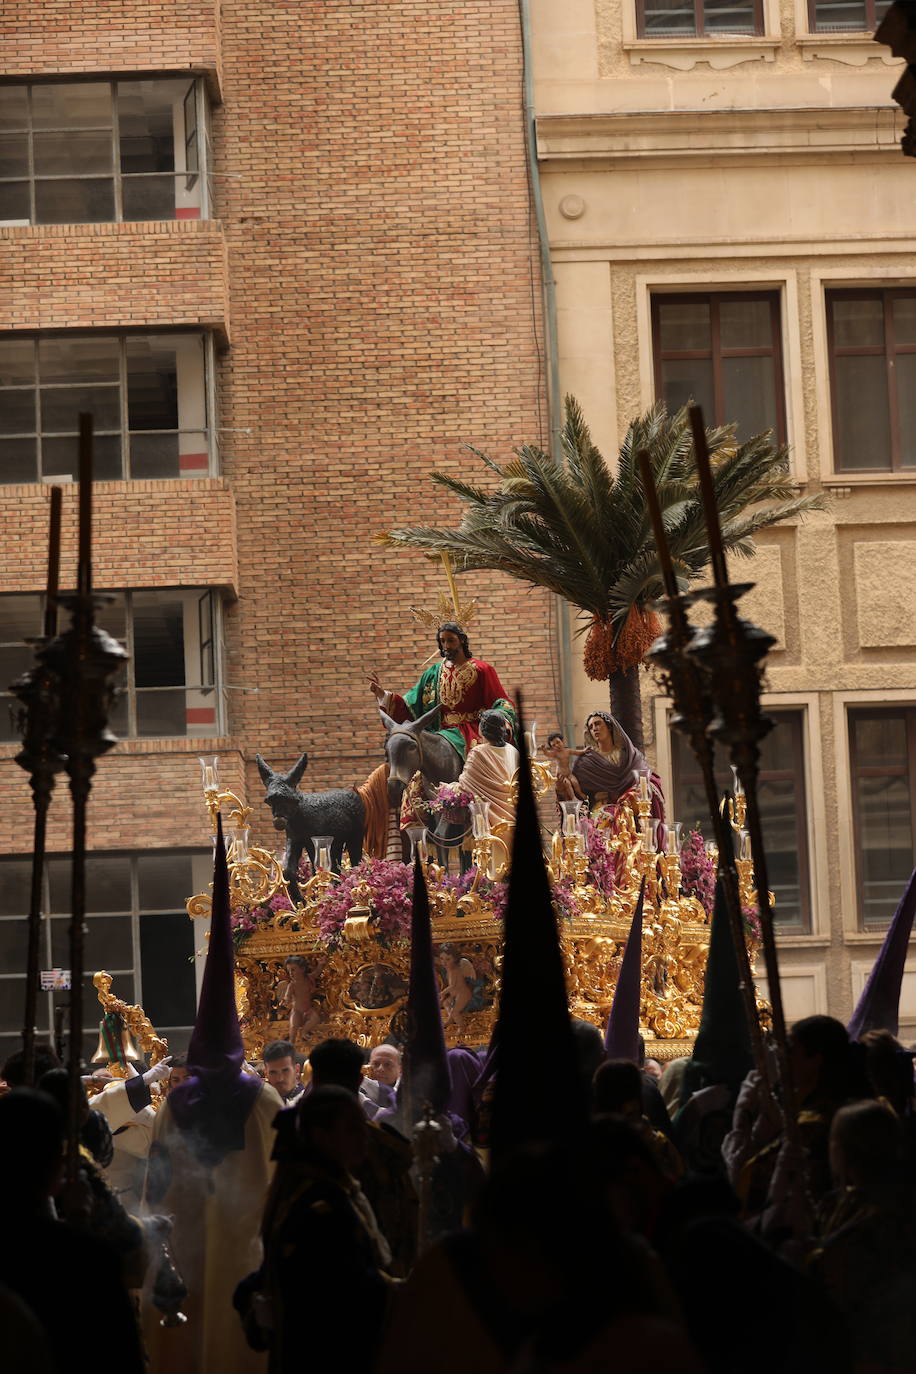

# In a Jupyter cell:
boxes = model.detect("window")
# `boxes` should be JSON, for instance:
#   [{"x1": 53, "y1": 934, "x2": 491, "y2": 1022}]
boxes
[
  {"x1": 637, "y1": 0, "x2": 763, "y2": 37},
  {"x1": 669, "y1": 709, "x2": 811, "y2": 931},
  {"x1": 849, "y1": 708, "x2": 916, "y2": 928},
  {"x1": 0, "y1": 850, "x2": 210, "y2": 1067},
  {"x1": 808, "y1": 0, "x2": 891, "y2": 32},
  {"x1": 0, "y1": 331, "x2": 213, "y2": 483},
  {"x1": 652, "y1": 292, "x2": 786, "y2": 443},
  {"x1": 826, "y1": 290, "x2": 916, "y2": 473},
  {"x1": 2, "y1": 589, "x2": 222, "y2": 743},
  {"x1": 0, "y1": 78, "x2": 207, "y2": 226}
]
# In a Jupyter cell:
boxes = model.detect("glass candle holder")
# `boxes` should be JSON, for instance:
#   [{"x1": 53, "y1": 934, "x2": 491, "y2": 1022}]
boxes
[
  {"x1": 470, "y1": 800, "x2": 492, "y2": 839},
  {"x1": 312, "y1": 835, "x2": 333, "y2": 870},
  {"x1": 199, "y1": 755, "x2": 220, "y2": 791},
  {"x1": 405, "y1": 824, "x2": 428, "y2": 863},
  {"x1": 560, "y1": 799, "x2": 582, "y2": 836}
]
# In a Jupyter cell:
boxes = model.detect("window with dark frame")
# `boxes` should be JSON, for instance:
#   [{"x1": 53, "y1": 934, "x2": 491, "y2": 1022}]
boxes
[
  {"x1": 808, "y1": 0, "x2": 892, "y2": 32},
  {"x1": 826, "y1": 289, "x2": 916, "y2": 473},
  {"x1": 652, "y1": 292, "x2": 787, "y2": 444},
  {"x1": 669, "y1": 709, "x2": 811, "y2": 931},
  {"x1": 0, "y1": 78, "x2": 206, "y2": 226},
  {"x1": 0, "y1": 850, "x2": 207, "y2": 1069},
  {"x1": 637, "y1": 0, "x2": 763, "y2": 38},
  {"x1": 849, "y1": 708, "x2": 916, "y2": 929},
  {"x1": 0, "y1": 331, "x2": 212, "y2": 484},
  {"x1": 0, "y1": 588, "x2": 221, "y2": 744}
]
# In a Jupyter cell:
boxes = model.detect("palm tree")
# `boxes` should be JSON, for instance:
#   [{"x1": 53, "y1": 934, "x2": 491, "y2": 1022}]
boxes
[{"x1": 381, "y1": 398, "x2": 827, "y2": 747}]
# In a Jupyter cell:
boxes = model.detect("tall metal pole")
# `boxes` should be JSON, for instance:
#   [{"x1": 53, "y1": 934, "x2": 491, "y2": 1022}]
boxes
[
  {"x1": 42, "y1": 416, "x2": 126, "y2": 1178},
  {"x1": 685, "y1": 406, "x2": 798, "y2": 1141},
  {"x1": 67, "y1": 416, "x2": 94, "y2": 1175},
  {"x1": 21, "y1": 488, "x2": 63, "y2": 1085},
  {"x1": 636, "y1": 450, "x2": 768, "y2": 1083}
]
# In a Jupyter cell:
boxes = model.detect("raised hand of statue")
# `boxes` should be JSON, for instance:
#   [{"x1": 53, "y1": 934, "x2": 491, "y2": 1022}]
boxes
[{"x1": 367, "y1": 672, "x2": 386, "y2": 702}]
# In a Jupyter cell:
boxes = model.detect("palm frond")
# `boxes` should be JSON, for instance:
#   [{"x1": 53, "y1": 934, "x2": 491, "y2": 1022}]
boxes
[{"x1": 381, "y1": 397, "x2": 831, "y2": 643}]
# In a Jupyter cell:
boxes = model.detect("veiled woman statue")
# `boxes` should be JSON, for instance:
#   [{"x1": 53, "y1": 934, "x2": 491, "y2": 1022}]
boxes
[{"x1": 551, "y1": 711, "x2": 665, "y2": 824}]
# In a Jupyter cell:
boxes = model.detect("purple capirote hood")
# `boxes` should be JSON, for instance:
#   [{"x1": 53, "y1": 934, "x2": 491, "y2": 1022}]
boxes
[{"x1": 168, "y1": 815, "x2": 261, "y2": 1163}]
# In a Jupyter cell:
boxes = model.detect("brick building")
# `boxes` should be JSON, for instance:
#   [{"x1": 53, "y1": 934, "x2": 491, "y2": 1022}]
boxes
[{"x1": 0, "y1": 0, "x2": 560, "y2": 1059}]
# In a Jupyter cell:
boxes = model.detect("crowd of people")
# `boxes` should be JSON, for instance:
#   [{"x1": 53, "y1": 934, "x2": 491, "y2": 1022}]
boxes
[
  {"x1": 2, "y1": 1010, "x2": 916, "y2": 1372},
  {"x1": 2, "y1": 748, "x2": 915, "y2": 1374}
]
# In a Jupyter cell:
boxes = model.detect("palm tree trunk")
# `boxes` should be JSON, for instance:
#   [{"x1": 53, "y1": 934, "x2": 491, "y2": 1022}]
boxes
[{"x1": 610, "y1": 666, "x2": 644, "y2": 749}]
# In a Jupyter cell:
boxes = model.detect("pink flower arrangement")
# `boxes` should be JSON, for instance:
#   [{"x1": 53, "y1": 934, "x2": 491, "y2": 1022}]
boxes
[
  {"x1": 581, "y1": 818, "x2": 617, "y2": 897},
  {"x1": 230, "y1": 903, "x2": 276, "y2": 949},
  {"x1": 317, "y1": 858, "x2": 415, "y2": 946},
  {"x1": 428, "y1": 783, "x2": 475, "y2": 816},
  {"x1": 742, "y1": 902, "x2": 762, "y2": 943},
  {"x1": 680, "y1": 826, "x2": 716, "y2": 917}
]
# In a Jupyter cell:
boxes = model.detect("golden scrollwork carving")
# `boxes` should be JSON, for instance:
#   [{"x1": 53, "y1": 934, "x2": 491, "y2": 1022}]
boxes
[
  {"x1": 88, "y1": 972, "x2": 170, "y2": 1102},
  {"x1": 195, "y1": 780, "x2": 763, "y2": 1068}
]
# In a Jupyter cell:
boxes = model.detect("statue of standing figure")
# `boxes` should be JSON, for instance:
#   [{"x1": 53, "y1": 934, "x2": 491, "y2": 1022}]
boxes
[{"x1": 457, "y1": 708, "x2": 520, "y2": 856}]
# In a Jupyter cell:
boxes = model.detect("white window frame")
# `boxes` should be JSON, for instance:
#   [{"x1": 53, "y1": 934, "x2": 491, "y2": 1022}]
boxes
[
  {"x1": 0, "y1": 76, "x2": 212, "y2": 228},
  {"x1": 0, "y1": 849, "x2": 211, "y2": 1059}
]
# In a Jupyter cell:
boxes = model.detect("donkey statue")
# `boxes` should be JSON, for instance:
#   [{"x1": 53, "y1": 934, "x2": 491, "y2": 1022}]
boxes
[
  {"x1": 256, "y1": 753, "x2": 364, "y2": 905},
  {"x1": 379, "y1": 704, "x2": 466, "y2": 865}
]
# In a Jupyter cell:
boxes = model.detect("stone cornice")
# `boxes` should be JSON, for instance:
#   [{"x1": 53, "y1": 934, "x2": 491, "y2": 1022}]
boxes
[{"x1": 536, "y1": 105, "x2": 903, "y2": 164}]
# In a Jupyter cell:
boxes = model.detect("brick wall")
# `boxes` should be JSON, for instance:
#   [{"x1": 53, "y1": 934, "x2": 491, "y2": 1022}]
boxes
[
  {"x1": 0, "y1": 0, "x2": 222, "y2": 94},
  {"x1": 216, "y1": 0, "x2": 558, "y2": 838},
  {"x1": 0, "y1": 480, "x2": 238, "y2": 594},
  {"x1": 0, "y1": 743, "x2": 244, "y2": 853},
  {"x1": 0, "y1": 223, "x2": 229, "y2": 335},
  {"x1": 0, "y1": 0, "x2": 560, "y2": 861}
]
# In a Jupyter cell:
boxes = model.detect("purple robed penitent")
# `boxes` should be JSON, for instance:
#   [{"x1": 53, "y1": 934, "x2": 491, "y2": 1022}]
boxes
[
  {"x1": 848, "y1": 866, "x2": 916, "y2": 1041},
  {"x1": 401, "y1": 854, "x2": 451, "y2": 1121},
  {"x1": 167, "y1": 815, "x2": 261, "y2": 1165},
  {"x1": 604, "y1": 879, "x2": 645, "y2": 1062},
  {"x1": 489, "y1": 694, "x2": 588, "y2": 1165}
]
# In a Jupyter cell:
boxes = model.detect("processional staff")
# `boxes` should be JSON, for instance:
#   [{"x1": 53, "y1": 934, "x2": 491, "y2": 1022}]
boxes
[
  {"x1": 11, "y1": 486, "x2": 64, "y2": 1087},
  {"x1": 639, "y1": 408, "x2": 798, "y2": 1143},
  {"x1": 635, "y1": 448, "x2": 769, "y2": 1087},
  {"x1": 41, "y1": 415, "x2": 127, "y2": 1177}
]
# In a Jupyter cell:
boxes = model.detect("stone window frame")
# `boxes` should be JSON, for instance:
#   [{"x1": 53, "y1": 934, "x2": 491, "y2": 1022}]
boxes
[
  {"x1": 622, "y1": 0, "x2": 780, "y2": 67},
  {"x1": 635, "y1": 269, "x2": 805, "y2": 478},
  {"x1": 0, "y1": 586, "x2": 224, "y2": 743},
  {"x1": 0, "y1": 76, "x2": 210, "y2": 228},
  {"x1": 0, "y1": 328, "x2": 217, "y2": 485},
  {"x1": 635, "y1": 0, "x2": 764, "y2": 39},
  {"x1": 806, "y1": 0, "x2": 892, "y2": 33},
  {"x1": 650, "y1": 288, "x2": 789, "y2": 446},
  {"x1": 813, "y1": 267, "x2": 916, "y2": 487},
  {"x1": 825, "y1": 286, "x2": 916, "y2": 475},
  {"x1": 654, "y1": 697, "x2": 823, "y2": 936},
  {"x1": 833, "y1": 691, "x2": 916, "y2": 935},
  {"x1": 0, "y1": 848, "x2": 210, "y2": 1068}
]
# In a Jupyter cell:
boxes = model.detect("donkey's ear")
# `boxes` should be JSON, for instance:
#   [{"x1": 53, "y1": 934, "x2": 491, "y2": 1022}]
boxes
[
  {"x1": 285, "y1": 753, "x2": 308, "y2": 787},
  {"x1": 409, "y1": 704, "x2": 441, "y2": 734},
  {"x1": 256, "y1": 754, "x2": 274, "y2": 787},
  {"x1": 378, "y1": 708, "x2": 398, "y2": 733}
]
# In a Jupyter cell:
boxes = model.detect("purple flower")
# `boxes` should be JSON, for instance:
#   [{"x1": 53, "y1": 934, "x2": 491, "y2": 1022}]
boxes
[
  {"x1": 428, "y1": 783, "x2": 475, "y2": 815},
  {"x1": 680, "y1": 827, "x2": 715, "y2": 916}
]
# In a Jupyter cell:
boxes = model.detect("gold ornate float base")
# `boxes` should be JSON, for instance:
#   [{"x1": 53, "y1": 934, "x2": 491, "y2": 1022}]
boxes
[
  {"x1": 185, "y1": 789, "x2": 767, "y2": 1065},
  {"x1": 232, "y1": 888, "x2": 713, "y2": 1064}
]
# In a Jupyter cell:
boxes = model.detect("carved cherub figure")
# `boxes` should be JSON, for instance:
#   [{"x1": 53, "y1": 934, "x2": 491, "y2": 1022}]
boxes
[{"x1": 277, "y1": 955, "x2": 323, "y2": 1042}]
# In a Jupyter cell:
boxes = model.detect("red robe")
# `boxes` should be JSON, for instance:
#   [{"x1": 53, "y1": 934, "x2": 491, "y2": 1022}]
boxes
[{"x1": 387, "y1": 657, "x2": 515, "y2": 759}]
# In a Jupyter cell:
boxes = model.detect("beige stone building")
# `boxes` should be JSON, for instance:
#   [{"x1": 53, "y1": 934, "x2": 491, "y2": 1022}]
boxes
[{"x1": 532, "y1": 0, "x2": 916, "y2": 1027}]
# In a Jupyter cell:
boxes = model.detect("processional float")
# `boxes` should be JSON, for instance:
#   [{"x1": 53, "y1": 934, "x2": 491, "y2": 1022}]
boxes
[{"x1": 11, "y1": 407, "x2": 790, "y2": 1116}]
